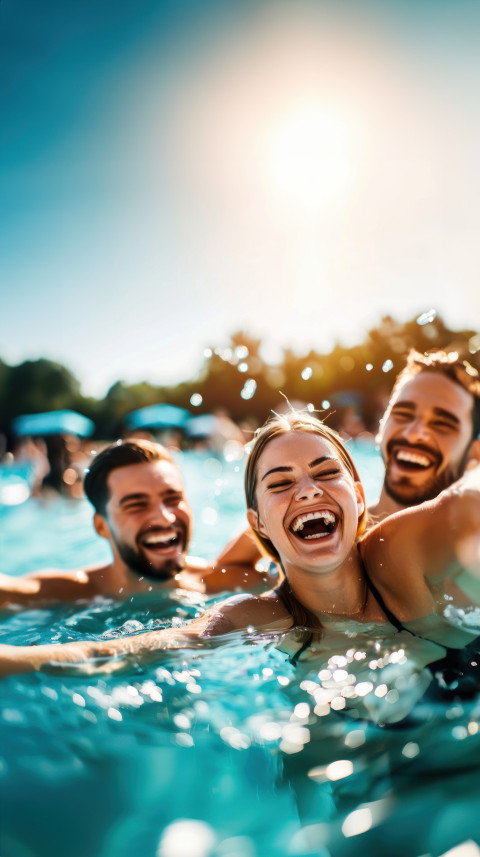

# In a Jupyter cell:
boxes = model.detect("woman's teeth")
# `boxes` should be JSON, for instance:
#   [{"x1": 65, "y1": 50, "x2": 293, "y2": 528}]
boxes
[{"x1": 291, "y1": 510, "x2": 336, "y2": 539}]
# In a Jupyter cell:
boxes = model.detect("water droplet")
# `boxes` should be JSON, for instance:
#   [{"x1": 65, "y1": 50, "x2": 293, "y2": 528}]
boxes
[
  {"x1": 234, "y1": 345, "x2": 249, "y2": 360},
  {"x1": 416, "y1": 309, "x2": 437, "y2": 325},
  {"x1": 402, "y1": 742, "x2": 420, "y2": 758},
  {"x1": 158, "y1": 819, "x2": 217, "y2": 857},
  {"x1": 201, "y1": 507, "x2": 218, "y2": 526},
  {"x1": 238, "y1": 362, "x2": 248, "y2": 373},
  {"x1": 354, "y1": 681, "x2": 374, "y2": 697},
  {"x1": 345, "y1": 730, "x2": 365, "y2": 748},
  {"x1": 326, "y1": 759, "x2": 354, "y2": 781},
  {"x1": 365, "y1": 363, "x2": 373, "y2": 372},
  {"x1": 241, "y1": 379, "x2": 257, "y2": 400},
  {"x1": 190, "y1": 393, "x2": 203, "y2": 407},
  {"x1": 301, "y1": 366, "x2": 313, "y2": 380},
  {"x1": 294, "y1": 702, "x2": 310, "y2": 719},
  {"x1": 321, "y1": 400, "x2": 330, "y2": 409},
  {"x1": 382, "y1": 359, "x2": 394, "y2": 373},
  {"x1": 107, "y1": 707, "x2": 122, "y2": 722},
  {"x1": 469, "y1": 334, "x2": 480, "y2": 355},
  {"x1": 342, "y1": 807, "x2": 373, "y2": 837},
  {"x1": 260, "y1": 721, "x2": 282, "y2": 741}
]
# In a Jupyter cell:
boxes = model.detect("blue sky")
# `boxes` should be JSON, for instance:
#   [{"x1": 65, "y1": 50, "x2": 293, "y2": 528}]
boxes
[{"x1": 1, "y1": 0, "x2": 479, "y2": 397}]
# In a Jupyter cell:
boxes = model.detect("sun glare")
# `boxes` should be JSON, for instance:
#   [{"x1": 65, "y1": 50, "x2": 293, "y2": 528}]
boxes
[{"x1": 268, "y1": 106, "x2": 353, "y2": 211}]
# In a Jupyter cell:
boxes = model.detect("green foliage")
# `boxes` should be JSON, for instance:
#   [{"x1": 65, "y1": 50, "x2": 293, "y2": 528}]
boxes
[{"x1": 1, "y1": 359, "x2": 82, "y2": 431}]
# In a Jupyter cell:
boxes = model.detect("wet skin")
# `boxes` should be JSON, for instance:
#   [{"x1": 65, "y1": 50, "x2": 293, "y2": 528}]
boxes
[
  {"x1": 377, "y1": 372, "x2": 475, "y2": 507},
  {"x1": 95, "y1": 461, "x2": 193, "y2": 582}
]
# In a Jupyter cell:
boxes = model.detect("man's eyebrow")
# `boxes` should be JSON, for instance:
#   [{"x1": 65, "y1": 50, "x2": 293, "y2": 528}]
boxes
[
  {"x1": 118, "y1": 492, "x2": 149, "y2": 505},
  {"x1": 118, "y1": 487, "x2": 183, "y2": 505},
  {"x1": 261, "y1": 456, "x2": 337, "y2": 482},
  {"x1": 432, "y1": 407, "x2": 461, "y2": 425},
  {"x1": 391, "y1": 400, "x2": 415, "y2": 411}
]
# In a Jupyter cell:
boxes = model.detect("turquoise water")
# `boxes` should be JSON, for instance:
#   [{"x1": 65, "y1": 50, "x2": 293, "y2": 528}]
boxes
[{"x1": 1, "y1": 445, "x2": 480, "y2": 857}]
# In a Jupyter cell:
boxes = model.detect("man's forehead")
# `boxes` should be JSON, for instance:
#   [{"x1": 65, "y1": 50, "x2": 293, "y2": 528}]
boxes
[
  {"x1": 107, "y1": 460, "x2": 184, "y2": 497},
  {"x1": 391, "y1": 371, "x2": 474, "y2": 413}
]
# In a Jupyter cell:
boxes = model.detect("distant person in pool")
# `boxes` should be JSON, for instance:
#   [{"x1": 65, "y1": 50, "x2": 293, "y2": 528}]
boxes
[
  {"x1": 2, "y1": 411, "x2": 479, "y2": 680},
  {"x1": 369, "y1": 349, "x2": 480, "y2": 521},
  {"x1": 0, "y1": 439, "x2": 265, "y2": 608}
]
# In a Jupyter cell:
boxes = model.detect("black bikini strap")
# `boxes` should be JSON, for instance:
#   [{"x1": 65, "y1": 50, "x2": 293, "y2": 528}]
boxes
[{"x1": 289, "y1": 632, "x2": 314, "y2": 665}]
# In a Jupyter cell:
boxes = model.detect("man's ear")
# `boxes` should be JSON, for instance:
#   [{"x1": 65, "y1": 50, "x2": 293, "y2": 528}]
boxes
[
  {"x1": 247, "y1": 508, "x2": 268, "y2": 537},
  {"x1": 466, "y1": 438, "x2": 480, "y2": 470},
  {"x1": 94, "y1": 513, "x2": 110, "y2": 540}
]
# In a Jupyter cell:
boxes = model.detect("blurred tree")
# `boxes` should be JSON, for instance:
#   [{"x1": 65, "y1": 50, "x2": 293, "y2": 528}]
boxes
[
  {"x1": 1, "y1": 359, "x2": 82, "y2": 431},
  {"x1": 2, "y1": 314, "x2": 478, "y2": 444}
]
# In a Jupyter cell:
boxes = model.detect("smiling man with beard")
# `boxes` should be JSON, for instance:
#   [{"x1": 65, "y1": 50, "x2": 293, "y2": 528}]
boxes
[
  {"x1": 0, "y1": 440, "x2": 265, "y2": 607},
  {"x1": 369, "y1": 349, "x2": 480, "y2": 522}
]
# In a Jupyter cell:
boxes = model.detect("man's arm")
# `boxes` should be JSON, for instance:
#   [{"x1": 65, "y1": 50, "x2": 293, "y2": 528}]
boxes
[
  {"x1": 0, "y1": 569, "x2": 98, "y2": 609},
  {"x1": 182, "y1": 529, "x2": 273, "y2": 594}
]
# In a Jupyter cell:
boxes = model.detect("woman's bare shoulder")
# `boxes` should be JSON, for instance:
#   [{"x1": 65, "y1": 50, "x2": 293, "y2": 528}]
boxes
[{"x1": 200, "y1": 590, "x2": 292, "y2": 636}]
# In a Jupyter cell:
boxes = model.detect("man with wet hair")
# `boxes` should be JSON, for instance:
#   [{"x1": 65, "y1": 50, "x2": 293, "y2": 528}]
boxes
[
  {"x1": 0, "y1": 439, "x2": 264, "y2": 608},
  {"x1": 369, "y1": 349, "x2": 480, "y2": 521}
]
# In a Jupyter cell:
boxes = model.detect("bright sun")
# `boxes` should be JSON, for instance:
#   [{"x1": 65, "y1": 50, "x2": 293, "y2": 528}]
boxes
[{"x1": 268, "y1": 106, "x2": 353, "y2": 210}]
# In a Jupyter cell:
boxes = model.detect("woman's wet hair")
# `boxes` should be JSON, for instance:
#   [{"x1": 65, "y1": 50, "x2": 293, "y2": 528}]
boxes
[
  {"x1": 84, "y1": 439, "x2": 175, "y2": 515},
  {"x1": 244, "y1": 410, "x2": 368, "y2": 640}
]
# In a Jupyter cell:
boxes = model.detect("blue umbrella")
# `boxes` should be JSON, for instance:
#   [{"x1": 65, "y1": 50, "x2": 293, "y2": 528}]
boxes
[
  {"x1": 12, "y1": 410, "x2": 95, "y2": 438},
  {"x1": 125, "y1": 403, "x2": 191, "y2": 431},
  {"x1": 185, "y1": 414, "x2": 219, "y2": 438}
]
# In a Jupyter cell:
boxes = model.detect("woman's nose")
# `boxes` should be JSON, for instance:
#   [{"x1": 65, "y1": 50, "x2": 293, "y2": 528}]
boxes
[{"x1": 295, "y1": 476, "x2": 323, "y2": 501}]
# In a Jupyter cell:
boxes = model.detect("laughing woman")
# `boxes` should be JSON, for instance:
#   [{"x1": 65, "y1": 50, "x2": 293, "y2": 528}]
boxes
[{"x1": 1, "y1": 410, "x2": 480, "y2": 700}]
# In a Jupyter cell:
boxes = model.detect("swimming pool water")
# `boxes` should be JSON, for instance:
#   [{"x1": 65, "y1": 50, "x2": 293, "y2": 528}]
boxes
[{"x1": 1, "y1": 445, "x2": 480, "y2": 857}]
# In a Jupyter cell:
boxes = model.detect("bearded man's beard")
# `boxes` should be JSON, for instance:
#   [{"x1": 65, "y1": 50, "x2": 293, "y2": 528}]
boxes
[
  {"x1": 114, "y1": 538, "x2": 185, "y2": 582},
  {"x1": 384, "y1": 447, "x2": 471, "y2": 507}
]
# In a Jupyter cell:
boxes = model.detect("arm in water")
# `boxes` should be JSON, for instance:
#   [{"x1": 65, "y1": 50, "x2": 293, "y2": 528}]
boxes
[{"x1": 0, "y1": 591, "x2": 290, "y2": 676}]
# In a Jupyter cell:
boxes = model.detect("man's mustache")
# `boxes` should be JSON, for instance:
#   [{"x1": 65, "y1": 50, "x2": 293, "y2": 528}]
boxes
[{"x1": 386, "y1": 440, "x2": 442, "y2": 465}]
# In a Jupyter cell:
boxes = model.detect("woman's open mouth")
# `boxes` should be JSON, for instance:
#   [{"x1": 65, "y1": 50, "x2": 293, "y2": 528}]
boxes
[{"x1": 290, "y1": 510, "x2": 338, "y2": 540}]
